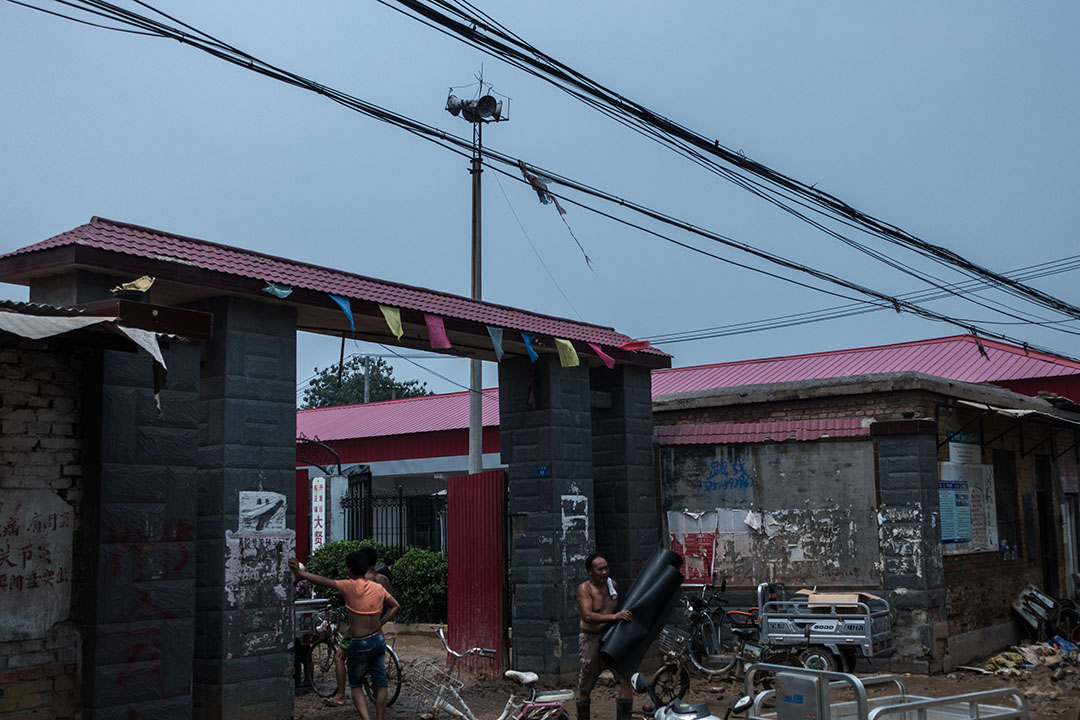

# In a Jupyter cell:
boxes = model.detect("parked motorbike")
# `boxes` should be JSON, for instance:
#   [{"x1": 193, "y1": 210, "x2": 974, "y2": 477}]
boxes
[{"x1": 630, "y1": 672, "x2": 752, "y2": 720}]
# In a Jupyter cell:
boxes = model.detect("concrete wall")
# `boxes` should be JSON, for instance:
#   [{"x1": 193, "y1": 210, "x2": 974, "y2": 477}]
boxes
[
  {"x1": 0, "y1": 339, "x2": 84, "y2": 718},
  {"x1": 194, "y1": 297, "x2": 297, "y2": 720},
  {"x1": 500, "y1": 357, "x2": 659, "y2": 681},
  {"x1": 80, "y1": 340, "x2": 202, "y2": 719}
]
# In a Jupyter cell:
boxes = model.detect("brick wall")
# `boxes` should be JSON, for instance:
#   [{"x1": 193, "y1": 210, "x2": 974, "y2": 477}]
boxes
[
  {"x1": 937, "y1": 407, "x2": 1050, "y2": 637},
  {"x1": 0, "y1": 339, "x2": 84, "y2": 719},
  {"x1": 655, "y1": 388, "x2": 940, "y2": 428}
]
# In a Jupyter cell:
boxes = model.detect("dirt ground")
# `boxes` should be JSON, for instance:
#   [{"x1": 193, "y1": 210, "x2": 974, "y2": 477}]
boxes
[{"x1": 293, "y1": 630, "x2": 1080, "y2": 719}]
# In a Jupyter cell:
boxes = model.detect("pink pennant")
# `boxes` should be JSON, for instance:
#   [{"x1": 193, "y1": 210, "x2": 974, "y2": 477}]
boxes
[
  {"x1": 588, "y1": 343, "x2": 615, "y2": 370},
  {"x1": 424, "y1": 313, "x2": 451, "y2": 350},
  {"x1": 618, "y1": 340, "x2": 652, "y2": 352}
]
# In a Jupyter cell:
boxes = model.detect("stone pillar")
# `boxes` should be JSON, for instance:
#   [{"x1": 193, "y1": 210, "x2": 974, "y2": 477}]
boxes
[
  {"x1": 81, "y1": 341, "x2": 202, "y2": 719},
  {"x1": 193, "y1": 297, "x2": 297, "y2": 720},
  {"x1": 590, "y1": 365, "x2": 658, "y2": 589},
  {"x1": 873, "y1": 420, "x2": 946, "y2": 673},
  {"x1": 499, "y1": 356, "x2": 593, "y2": 680}
]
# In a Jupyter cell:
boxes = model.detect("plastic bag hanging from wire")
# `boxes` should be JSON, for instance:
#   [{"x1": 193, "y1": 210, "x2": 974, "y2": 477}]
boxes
[{"x1": 519, "y1": 161, "x2": 593, "y2": 271}]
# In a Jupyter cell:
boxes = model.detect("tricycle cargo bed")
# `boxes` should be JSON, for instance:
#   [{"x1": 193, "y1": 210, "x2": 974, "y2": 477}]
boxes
[{"x1": 756, "y1": 584, "x2": 893, "y2": 658}]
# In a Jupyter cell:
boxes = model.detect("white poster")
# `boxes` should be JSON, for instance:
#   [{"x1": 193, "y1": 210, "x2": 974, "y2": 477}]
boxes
[
  {"x1": 940, "y1": 462, "x2": 996, "y2": 553},
  {"x1": 310, "y1": 476, "x2": 327, "y2": 553}
]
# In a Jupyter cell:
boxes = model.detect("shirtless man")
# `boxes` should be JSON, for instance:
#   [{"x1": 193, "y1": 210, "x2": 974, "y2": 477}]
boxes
[
  {"x1": 576, "y1": 552, "x2": 633, "y2": 720},
  {"x1": 289, "y1": 552, "x2": 399, "y2": 720}
]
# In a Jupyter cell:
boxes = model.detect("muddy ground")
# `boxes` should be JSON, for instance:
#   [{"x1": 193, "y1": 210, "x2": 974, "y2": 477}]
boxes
[{"x1": 293, "y1": 631, "x2": 1080, "y2": 719}]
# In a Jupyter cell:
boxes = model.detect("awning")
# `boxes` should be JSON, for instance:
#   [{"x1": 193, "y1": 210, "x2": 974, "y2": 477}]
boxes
[{"x1": 0, "y1": 307, "x2": 167, "y2": 406}]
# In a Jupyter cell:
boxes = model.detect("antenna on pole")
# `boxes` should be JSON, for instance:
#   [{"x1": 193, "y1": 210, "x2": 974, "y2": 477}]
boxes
[{"x1": 445, "y1": 72, "x2": 509, "y2": 475}]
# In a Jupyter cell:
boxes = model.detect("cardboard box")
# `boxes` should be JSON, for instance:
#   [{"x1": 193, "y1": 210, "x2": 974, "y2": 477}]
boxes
[{"x1": 796, "y1": 589, "x2": 882, "y2": 614}]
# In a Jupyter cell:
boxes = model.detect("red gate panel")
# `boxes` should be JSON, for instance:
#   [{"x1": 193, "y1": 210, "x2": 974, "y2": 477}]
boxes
[{"x1": 447, "y1": 470, "x2": 506, "y2": 673}]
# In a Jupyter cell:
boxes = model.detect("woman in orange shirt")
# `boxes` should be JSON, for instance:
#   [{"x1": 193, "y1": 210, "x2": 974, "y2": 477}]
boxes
[{"x1": 290, "y1": 551, "x2": 400, "y2": 720}]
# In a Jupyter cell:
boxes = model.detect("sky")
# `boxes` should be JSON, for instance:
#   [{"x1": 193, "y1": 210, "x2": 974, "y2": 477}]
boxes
[{"x1": 1, "y1": 1, "x2": 1078, "y2": 400}]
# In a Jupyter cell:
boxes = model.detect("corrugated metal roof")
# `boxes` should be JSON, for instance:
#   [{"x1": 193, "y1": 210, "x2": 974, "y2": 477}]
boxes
[
  {"x1": 296, "y1": 389, "x2": 499, "y2": 442},
  {"x1": 654, "y1": 418, "x2": 870, "y2": 445},
  {"x1": 3, "y1": 217, "x2": 665, "y2": 356},
  {"x1": 297, "y1": 335, "x2": 1080, "y2": 442},
  {"x1": 651, "y1": 335, "x2": 1080, "y2": 396}
]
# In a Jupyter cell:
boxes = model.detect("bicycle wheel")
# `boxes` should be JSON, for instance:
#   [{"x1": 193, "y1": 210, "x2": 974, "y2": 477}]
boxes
[
  {"x1": 364, "y1": 644, "x2": 402, "y2": 707},
  {"x1": 306, "y1": 639, "x2": 341, "y2": 698},
  {"x1": 650, "y1": 662, "x2": 690, "y2": 706},
  {"x1": 690, "y1": 613, "x2": 737, "y2": 674}
]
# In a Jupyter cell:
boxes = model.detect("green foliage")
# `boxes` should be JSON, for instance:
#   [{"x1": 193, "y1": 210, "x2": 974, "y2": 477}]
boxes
[
  {"x1": 390, "y1": 547, "x2": 448, "y2": 624},
  {"x1": 305, "y1": 540, "x2": 446, "y2": 623},
  {"x1": 305, "y1": 539, "x2": 403, "y2": 600},
  {"x1": 301, "y1": 355, "x2": 431, "y2": 409}
]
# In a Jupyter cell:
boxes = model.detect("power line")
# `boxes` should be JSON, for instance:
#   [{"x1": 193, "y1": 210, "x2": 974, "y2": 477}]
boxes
[
  {"x1": 645, "y1": 255, "x2": 1080, "y2": 344},
  {"x1": 16, "y1": 0, "x2": 1080, "y2": 359},
  {"x1": 382, "y1": 0, "x2": 1080, "y2": 323}
]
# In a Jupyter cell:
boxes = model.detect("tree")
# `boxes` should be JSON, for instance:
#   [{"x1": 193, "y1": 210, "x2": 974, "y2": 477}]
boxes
[{"x1": 300, "y1": 355, "x2": 430, "y2": 408}]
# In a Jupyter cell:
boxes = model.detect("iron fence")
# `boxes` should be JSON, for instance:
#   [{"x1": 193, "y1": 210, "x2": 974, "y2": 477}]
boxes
[{"x1": 341, "y1": 469, "x2": 446, "y2": 553}]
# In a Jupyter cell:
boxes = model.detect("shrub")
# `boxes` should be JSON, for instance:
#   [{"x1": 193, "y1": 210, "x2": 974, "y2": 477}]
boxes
[
  {"x1": 390, "y1": 547, "x2": 447, "y2": 624},
  {"x1": 304, "y1": 541, "x2": 447, "y2": 623},
  {"x1": 305, "y1": 539, "x2": 400, "y2": 600}
]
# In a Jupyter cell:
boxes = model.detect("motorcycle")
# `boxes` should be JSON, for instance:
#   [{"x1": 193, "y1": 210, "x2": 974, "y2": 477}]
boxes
[{"x1": 630, "y1": 671, "x2": 752, "y2": 720}]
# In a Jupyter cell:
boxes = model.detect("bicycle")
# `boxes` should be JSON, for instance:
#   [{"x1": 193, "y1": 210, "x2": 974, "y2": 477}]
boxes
[
  {"x1": 415, "y1": 626, "x2": 574, "y2": 720},
  {"x1": 649, "y1": 582, "x2": 739, "y2": 706},
  {"x1": 304, "y1": 604, "x2": 403, "y2": 707}
]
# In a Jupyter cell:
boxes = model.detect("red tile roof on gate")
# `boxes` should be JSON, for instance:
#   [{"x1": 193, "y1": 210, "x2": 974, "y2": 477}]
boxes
[
  {"x1": 297, "y1": 389, "x2": 499, "y2": 442},
  {"x1": 2, "y1": 217, "x2": 666, "y2": 356},
  {"x1": 654, "y1": 418, "x2": 870, "y2": 445},
  {"x1": 650, "y1": 335, "x2": 1080, "y2": 396}
]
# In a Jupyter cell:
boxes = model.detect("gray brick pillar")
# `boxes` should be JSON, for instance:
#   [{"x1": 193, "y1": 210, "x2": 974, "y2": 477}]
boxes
[
  {"x1": 194, "y1": 297, "x2": 297, "y2": 720},
  {"x1": 81, "y1": 340, "x2": 201, "y2": 719},
  {"x1": 873, "y1": 419, "x2": 945, "y2": 673},
  {"x1": 590, "y1": 365, "x2": 658, "y2": 589},
  {"x1": 499, "y1": 356, "x2": 593, "y2": 680}
]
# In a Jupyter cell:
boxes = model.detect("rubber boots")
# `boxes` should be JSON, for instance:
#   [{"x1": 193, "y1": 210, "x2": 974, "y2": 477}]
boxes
[
  {"x1": 576, "y1": 700, "x2": 590, "y2": 720},
  {"x1": 616, "y1": 698, "x2": 633, "y2": 720}
]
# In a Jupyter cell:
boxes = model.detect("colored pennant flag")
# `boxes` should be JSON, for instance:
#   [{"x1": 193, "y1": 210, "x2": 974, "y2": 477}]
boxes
[
  {"x1": 424, "y1": 313, "x2": 451, "y2": 350},
  {"x1": 487, "y1": 326, "x2": 505, "y2": 362},
  {"x1": 587, "y1": 342, "x2": 615, "y2": 370},
  {"x1": 520, "y1": 332, "x2": 539, "y2": 363},
  {"x1": 329, "y1": 293, "x2": 355, "y2": 332},
  {"x1": 379, "y1": 305, "x2": 403, "y2": 341},
  {"x1": 554, "y1": 338, "x2": 579, "y2": 368},
  {"x1": 263, "y1": 282, "x2": 293, "y2": 299},
  {"x1": 618, "y1": 340, "x2": 652, "y2": 352}
]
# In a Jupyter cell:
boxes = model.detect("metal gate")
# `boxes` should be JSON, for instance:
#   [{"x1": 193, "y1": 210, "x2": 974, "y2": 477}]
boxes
[
  {"x1": 341, "y1": 467, "x2": 447, "y2": 553},
  {"x1": 447, "y1": 470, "x2": 507, "y2": 673}
]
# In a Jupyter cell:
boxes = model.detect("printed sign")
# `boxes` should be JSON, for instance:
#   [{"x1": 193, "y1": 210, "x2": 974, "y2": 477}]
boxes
[{"x1": 310, "y1": 476, "x2": 327, "y2": 553}]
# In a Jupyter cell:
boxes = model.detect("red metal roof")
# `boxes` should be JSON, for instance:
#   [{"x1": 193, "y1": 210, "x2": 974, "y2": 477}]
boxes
[
  {"x1": 2, "y1": 217, "x2": 666, "y2": 357},
  {"x1": 654, "y1": 418, "x2": 870, "y2": 445},
  {"x1": 297, "y1": 389, "x2": 499, "y2": 442},
  {"x1": 651, "y1": 335, "x2": 1080, "y2": 396},
  {"x1": 299, "y1": 335, "x2": 1080, "y2": 443}
]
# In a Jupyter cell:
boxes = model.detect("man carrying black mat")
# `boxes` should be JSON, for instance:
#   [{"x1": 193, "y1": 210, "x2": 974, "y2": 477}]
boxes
[{"x1": 576, "y1": 552, "x2": 633, "y2": 720}]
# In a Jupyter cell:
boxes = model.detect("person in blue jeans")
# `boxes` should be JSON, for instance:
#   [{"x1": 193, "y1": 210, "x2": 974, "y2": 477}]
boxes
[{"x1": 290, "y1": 551, "x2": 400, "y2": 720}]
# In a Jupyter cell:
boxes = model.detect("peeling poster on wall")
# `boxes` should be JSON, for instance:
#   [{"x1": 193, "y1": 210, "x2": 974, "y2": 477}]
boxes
[
  {"x1": 225, "y1": 490, "x2": 294, "y2": 649},
  {"x1": 666, "y1": 511, "x2": 717, "y2": 585}
]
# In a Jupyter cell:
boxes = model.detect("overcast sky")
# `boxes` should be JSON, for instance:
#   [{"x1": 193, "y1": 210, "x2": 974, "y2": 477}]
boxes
[{"x1": 2, "y1": 2, "x2": 1078, "y2": 399}]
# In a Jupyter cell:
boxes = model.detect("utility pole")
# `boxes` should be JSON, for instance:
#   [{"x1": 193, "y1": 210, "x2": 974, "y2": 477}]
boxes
[{"x1": 445, "y1": 79, "x2": 507, "y2": 475}]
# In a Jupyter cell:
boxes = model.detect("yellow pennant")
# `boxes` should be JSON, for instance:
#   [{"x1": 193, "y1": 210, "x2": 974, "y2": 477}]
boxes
[
  {"x1": 554, "y1": 338, "x2": 579, "y2": 367},
  {"x1": 379, "y1": 305, "x2": 403, "y2": 340}
]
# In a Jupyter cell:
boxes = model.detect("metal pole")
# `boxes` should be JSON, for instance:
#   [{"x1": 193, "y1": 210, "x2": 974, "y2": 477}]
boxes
[
  {"x1": 363, "y1": 354, "x2": 370, "y2": 403},
  {"x1": 468, "y1": 121, "x2": 483, "y2": 475}
]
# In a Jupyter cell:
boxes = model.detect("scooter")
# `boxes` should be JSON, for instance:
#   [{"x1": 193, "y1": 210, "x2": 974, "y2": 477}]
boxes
[{"x1": 630, "y1": 672, "x2": 752, "y2": 720}]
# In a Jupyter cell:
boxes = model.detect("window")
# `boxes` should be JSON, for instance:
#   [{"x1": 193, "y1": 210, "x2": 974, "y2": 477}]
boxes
[{"x1": 993, "y1": 449, "x2": 1021, "y2": 559}]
